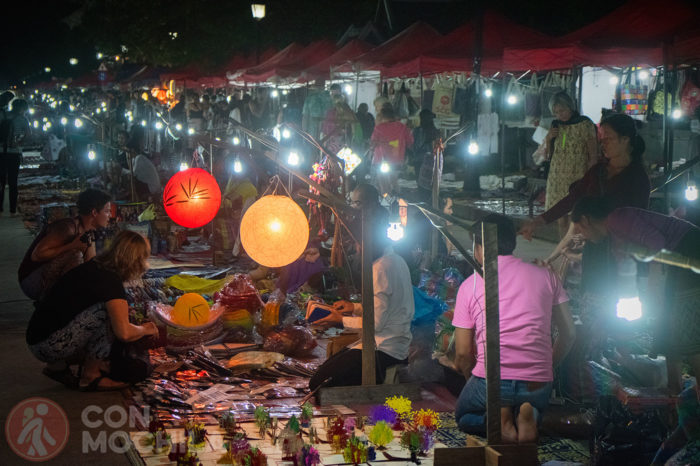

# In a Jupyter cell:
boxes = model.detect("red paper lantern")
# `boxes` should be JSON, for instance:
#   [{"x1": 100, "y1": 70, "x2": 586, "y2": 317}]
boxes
[{"x1": 163, "y1": 168, "x2": 221, "y2": 228}]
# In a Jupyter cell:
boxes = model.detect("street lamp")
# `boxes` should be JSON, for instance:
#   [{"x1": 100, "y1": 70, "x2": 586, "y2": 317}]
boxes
[
  {"x1": 251, "y1": 4, "x2": 266, "y2": 19},
  {"x1": 251, "y1": 4, "x2": 266, "y2": 64}
]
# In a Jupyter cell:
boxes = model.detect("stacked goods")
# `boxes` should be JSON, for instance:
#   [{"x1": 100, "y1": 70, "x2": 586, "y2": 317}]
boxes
[
  {"x1": 620, "y1": 85, "x2": 648, "y2": 116},
  {"x1": 213, "y1": 274, "x2": 264, "y2": 313}
]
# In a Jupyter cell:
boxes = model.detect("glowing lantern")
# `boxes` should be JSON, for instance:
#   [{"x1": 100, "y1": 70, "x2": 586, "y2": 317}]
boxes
[
  {"x1": 172, "y1": 293, "x2": 211, "y2": 327},
  {"x1": 163, "y1": 168, "x2": 221, "y2": 228},
  {"x1": 240, "y1": 195, "x2": 309, "y2": 268}
]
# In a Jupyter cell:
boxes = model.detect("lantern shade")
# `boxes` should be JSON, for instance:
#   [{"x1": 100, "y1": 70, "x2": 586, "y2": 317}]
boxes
[
  {"x1": 172, "y1": 293, "x2": 211, "y2": 327},
  {"x1": 163, "y1": 168, "x2": 221, "y2": 228},
  {"x1": 240, "y1": 195, "x2": 309, "y2": 268}
]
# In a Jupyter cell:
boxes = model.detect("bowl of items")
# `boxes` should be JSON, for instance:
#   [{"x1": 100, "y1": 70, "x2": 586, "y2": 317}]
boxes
[{"x1": 148, "y1": 293, "x2": 226, "y2": 350}]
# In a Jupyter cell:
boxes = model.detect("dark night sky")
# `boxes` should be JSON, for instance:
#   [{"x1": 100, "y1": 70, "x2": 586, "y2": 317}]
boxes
[{"x1": 0, "y1": 0, "x2": 635, "y2": 87}]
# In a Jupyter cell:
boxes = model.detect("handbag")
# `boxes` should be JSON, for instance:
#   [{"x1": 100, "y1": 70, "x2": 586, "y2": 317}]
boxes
[{"x1": 620, "y1": 84, "x2": 649, "y2": 116}]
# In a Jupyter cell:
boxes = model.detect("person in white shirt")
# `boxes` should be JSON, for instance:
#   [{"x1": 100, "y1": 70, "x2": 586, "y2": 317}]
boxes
[{"x1": 309, "y1": 184, "x2": 415, "y2": 390}]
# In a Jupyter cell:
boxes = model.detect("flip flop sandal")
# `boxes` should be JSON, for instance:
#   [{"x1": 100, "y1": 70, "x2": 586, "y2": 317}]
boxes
[
  {"x1": 42, "y1": 367, "x2": 79, "y2": 389},
  {"x1": 79, "y1": 375, "x2": 129, "y2": 392}
]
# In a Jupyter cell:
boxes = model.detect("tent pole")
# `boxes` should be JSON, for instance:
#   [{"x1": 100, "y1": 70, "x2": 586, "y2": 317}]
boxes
[
  {"x1": 662, "y1": 45, "x2": 670, "y2": 212},
  {"x1": 500, "y1": 78, "x2": 506, "y2": 215}
]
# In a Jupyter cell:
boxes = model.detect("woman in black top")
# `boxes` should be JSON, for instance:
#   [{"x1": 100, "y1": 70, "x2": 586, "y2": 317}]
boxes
[{"x1": 26, "y1": 231, "x2": 159, "y2": 391}]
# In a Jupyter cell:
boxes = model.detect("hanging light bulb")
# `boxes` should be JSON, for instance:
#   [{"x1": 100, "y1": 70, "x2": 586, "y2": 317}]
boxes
[
  {"x1": 287, "y1": 151, "x2": 300, "y2": 166},
  {"x1": 233, "y1": 157, "x2": 243, "y2": 173},
  {"x1": 74, "y1": 118, "x2": 83, "y2": 128},
  {"x1": 96, "y1": 108, "x2": 102, "y2": 114},
  {"x1": 270, "y1": 89, "x2": 279, "y2": 98},
  {"x1": 507, "y1": 94, "x2": 518, "y2": 105},
  {"x1": 140, "y1": 120, "x2": 147, "y2": 127},
  {"x1": 484, "y1": 88, "x2": 493, "y2": 98},
  {"x1": 32, "y1": 120, "x2": 39, "y2": 129},
  {"x1": 387, "y1": 222, "x2": 405, "y2": 242},
  {"x1": 187, "y1": 127, "x2": 195, "y2": 135},
  {"x1": 273, "y1": 126, "x2": 281, "y2": 141},
  {"x1": 59, "y1": 117, "x2": 67, "y2": 126},
  {"x1": 616, "y1": 297, "x2": 643, "y2": 321},
  {"x1": 154, "y1": 121, "x2": 163, "y2": 130},
  {"x1": 69, "y1": 57, "x2": 78, "y2": 65},
  {"x1": 609, "y1": 76, "x2": 619, "y2": 85},
  {"x1": 87, "y1": 150, "x2": 96, "y2": 161},
  {"x1": 232, "y1": 136, "x2": 241, "y2": 145},
  {"x1": 282, "y1": 128, "x2": 291, "y2": 139},
  {"x1": 28, "y1": 108, "x2": 35, "y2": 115},
  {"x1": 638, "y1": 70, "x2": 649, "y2": 80},
  {"x1": 344, "y1": 84, "x2": 353, "y2": 95},
  {"x1": 179, "y1": 162, "x2": 189, "y2": 171},
  {"x1": 468, "y1": 141, "x2": 479, "y2": 155},
  {"x1": 96, "y1": 52, "x2": 103, "y2": 60},
  {"x1": 686, "y1": 181, "x2": 698, "y2": 201},
  {"x1": 672, "y1": 109, "x2": 683, "y2": 119},
  {"x1": 175, "y1": 123, "x2": 183, "y2": 131},
  {"x1": 380, "y1": 161, "x2": 390, "y2": 173}
]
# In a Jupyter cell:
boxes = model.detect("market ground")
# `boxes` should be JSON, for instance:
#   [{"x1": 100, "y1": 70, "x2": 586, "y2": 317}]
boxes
[{"x1": 0, "y1": 212, "x2": 555, "y2": 465}]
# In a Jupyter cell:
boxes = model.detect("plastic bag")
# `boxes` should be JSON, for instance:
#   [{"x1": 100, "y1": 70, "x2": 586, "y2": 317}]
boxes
[{"x1": 262, "y1": 326, "x2": 317, "y2": 357}]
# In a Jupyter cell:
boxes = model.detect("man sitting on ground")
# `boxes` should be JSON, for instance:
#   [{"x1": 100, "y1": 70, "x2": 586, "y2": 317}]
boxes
[
  {"x1": 309, "y1": 184, "x2": 414, "y2": 390},
  {"x1": 453, "y1": 214, "x2": 575, "y2": 443}
]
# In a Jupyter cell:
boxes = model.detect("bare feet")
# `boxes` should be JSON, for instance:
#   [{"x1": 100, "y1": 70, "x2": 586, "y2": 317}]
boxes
[
  {"x1": 516, "y1": 402, "x2": 538, "y2": 444},
  {"x1": 500, "y1": 407, "x2": 518, "y2": 444}
]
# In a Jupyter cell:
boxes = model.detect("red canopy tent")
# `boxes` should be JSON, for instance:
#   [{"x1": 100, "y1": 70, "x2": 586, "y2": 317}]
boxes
[
  {"x1": 672, "y1": 28, "x2": 700, "y2": 65},
  {"x1": 335, "y1": 22, "x2": 442, "y2": 74},
  {"x1": 238, "y1": 40, "x2": 337, "y2": 83},
  {"x1": 503, "y1": 0, "x2": 699, "y2": 71},
  {"x1": 382, "y1": 11, "x2": 550, "y2": 77},
  {"x1": 300, "y1": 39, "x2": 373, "y2": 81}
]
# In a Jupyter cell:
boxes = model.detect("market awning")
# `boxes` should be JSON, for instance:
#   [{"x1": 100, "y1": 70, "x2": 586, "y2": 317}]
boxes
[
  {"x1": 335, "y1": 22, "x2": 442, "y2": 74},
  {"x1": 300, "y1": 39, "x2": 373, "y2": 81},
  {"x1": 504, "y1": 0, "x2": 698, "y2": 71},
  {"x1": 382, "y1": 10, "x2": 550, "y2": 77},
  {"x1": 237, "y1": 40, "x2": 337, "y2": 83}
]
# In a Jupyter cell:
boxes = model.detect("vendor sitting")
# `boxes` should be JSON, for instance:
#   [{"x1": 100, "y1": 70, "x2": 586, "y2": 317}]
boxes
[
  {"x1": 18, "y1": 189, "x2": 112, "y2": 300},
  {"x1": 277, "y1": 239, "x2": 328, "y2": 295},
  {"x1": 453, "y1": 214, "x2": 575, "y2": 443},
  {"x1": 26, "y1": 231, "x2": 159, "y2": 391},
  {"x1": 309, "y1": 219, "x2": 415, "y2": 390}
]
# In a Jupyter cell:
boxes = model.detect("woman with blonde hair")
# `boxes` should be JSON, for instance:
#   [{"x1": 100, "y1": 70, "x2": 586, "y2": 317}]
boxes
[{"x1": 26, "y1": 231, "x2": 159, "y2": 391}]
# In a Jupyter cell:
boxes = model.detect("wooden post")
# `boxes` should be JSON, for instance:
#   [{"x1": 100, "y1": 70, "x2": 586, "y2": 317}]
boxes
[
  {"x1": 482, "y1": 222, "x2": 501, "y2": 444},
  {"x1": 361, "y1": 206, "x2": 376, "y2": 385}
]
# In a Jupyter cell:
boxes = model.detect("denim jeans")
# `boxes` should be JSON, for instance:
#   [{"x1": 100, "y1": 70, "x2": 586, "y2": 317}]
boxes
[{"x1": 455, "y1": 376, "x2": 552, "y2": 433}]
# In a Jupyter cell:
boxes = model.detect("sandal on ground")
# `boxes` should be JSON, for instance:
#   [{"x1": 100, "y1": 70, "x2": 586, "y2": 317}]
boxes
[
  {"x1": 42, "y1": 366, "x2": 79, "y2": 389},
  {"x1": 79, "y1": 374, "x2": 129, "y2": 392}
]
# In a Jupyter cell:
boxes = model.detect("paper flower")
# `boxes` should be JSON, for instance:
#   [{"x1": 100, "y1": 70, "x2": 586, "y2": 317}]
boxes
[
  {"x1": 300, "y1": 402, "x2": 314, "y2": 424},
  {"x1": 326, "y1": 417, "x2": 348, "y2": 453},
  {"x1": 412, "y1": 409, "x2": 441, "y2": 431},
  {"x1": 343, "y1": 435, "x2": 370, "y2": 465},
  {"x1": 296, "y1": 444, "x2": 320, "y2": 466},
  {"x1": 368, "y1": 421, "x2": 394, "y2": 448},
  {"x1": 344, "y1": 417, "x2": 356, "y2": 433},
  {"x1": 287, "y1": 415, "x2": 301, "y2": 434},
  {"x1": 184, "y1": 421, "x2": 207, "y2": 449},
  {"x1": 218, "y1": 412, "x2": 238, "y2": 435},
  {"x1": 368, "y1": 405, "x2": 398, "y2": 425},
  {"x1": 385, "y1": 396, "x2": 412, "y2": 418},
  {"x1": 254, "y1": 406, "x2": 271, "y2": 437}
]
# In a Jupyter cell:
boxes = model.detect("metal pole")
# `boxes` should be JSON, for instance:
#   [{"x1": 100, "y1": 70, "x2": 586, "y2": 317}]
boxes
[
  {"x1": 430, "y1": 143, "x2": 442, "y2": 261},
  {"x1": 361, "y1": 205, "x2": 376, "y2": 385},
  {"x1": 482, "y1": 222, "x2": 501, "y2": 444}
]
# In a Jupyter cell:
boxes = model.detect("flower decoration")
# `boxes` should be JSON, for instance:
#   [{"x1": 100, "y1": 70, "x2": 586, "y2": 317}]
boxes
[
  {"x1": 369, "y1": 405, "x2": 398, "y2": 425},
  {"x1": 344, "y1": 417, "x2": 356, "y2": 433},
  {"x1": 368, "y1": 421, "x2": 394, "y2": 449},
  {"x1": 300, "y1": 402, "x2": 314, "y2": 427},
  {"x1": 385, "y1": 396, "x2": 412, "y2": 419},
  {"x1": 254, "y1": 406, "x2": 271, "y2": 438},
  {"x1": 184, "y1": 421, "x2": 207, "y2": 449},
  {"x1": 326, "y1": 416, "x2": 348, "y2": 453},
  {"x1": 343, "y1": 435, "x2": 370, "y2": 465},
  {"x1": 287, "y1": 415, "x2": 301, "y2": 434},
  {"x1": 296, "y1": 444, "x2": 321, "y2": 466},
  {"x1": 218, "y1": 411, "x2": 239, "y2": 435},
  {"x1": 412, "y1": 409, "x2": 441, "y2": 431}
]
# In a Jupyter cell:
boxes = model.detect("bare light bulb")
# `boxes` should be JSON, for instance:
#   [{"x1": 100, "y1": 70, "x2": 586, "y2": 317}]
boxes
[
  {"x1": 468, "y1": 141, "x2": 479, "y2": 155},
  {"x1": 282, "y1": 128, "x2": 291, "y2": 139},
  {"x1": 380, "y1": 161, "x2": 390, "y2": 173},
  {"x1": 87, "y1": 150, "x2": 96, "y2": 161},
  {"x1": 179, "y1": 162, "x2": 189, "y2": 171},
  {"x1": 507, "y1": 94, "x2": 518, "y2": 105},
  {"x1": 287, "y1": 151, "x2": 300, "y2": 166},
  {"x1": 686, "y1": 183, "x2": 698, "y2": 201},
  {"x1": 232, "y1": 136, "x2": 240, "y2": 145},
  {"x1": 233, "y1": 158, "x2": 243, "y2": 173},
  {"x1": 616, "y1": 297, "x2": 643, "y2": 321},
  {"x1": 387, "y1": 222, "x2": 405, "y2": 242},
  {"x1": 672, "y1": 109, "x2": 682, "y2": 119},
  {"x1": 484, "y1": 88, "x2": 493, "y2": 98},
  {"x1": 344, "y1": 84, "x2": 353, "y2": 95}
]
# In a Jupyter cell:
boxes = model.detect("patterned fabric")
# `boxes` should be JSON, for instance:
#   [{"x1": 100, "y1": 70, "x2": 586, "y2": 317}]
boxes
[
  {"x1": 545, "y1": 119, "x2": 596, "y2": 210},
  {"x1": 29, "y1": 303, "x2": 114, "y2": 363}
]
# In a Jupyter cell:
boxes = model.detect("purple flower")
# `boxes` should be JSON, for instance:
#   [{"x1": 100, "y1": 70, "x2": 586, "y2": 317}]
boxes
[{"x1": 368, "y1": 405, "x2": 398, "y2": 425}]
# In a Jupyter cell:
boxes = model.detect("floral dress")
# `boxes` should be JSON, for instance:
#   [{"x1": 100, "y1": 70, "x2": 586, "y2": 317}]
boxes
[{"x1": 545, "y1": 118, "x2": 597, "y2": 210}]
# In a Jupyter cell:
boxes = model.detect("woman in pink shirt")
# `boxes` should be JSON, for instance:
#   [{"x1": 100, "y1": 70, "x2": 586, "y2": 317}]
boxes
[{"x1": 370, "y1": 105, "x2": 413, "y2": 197}]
